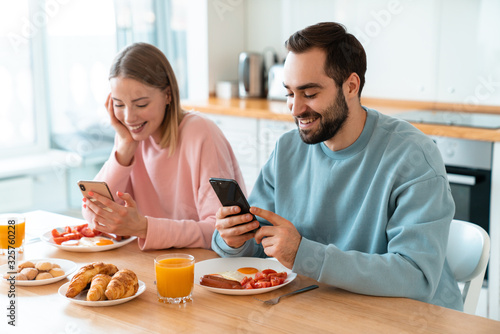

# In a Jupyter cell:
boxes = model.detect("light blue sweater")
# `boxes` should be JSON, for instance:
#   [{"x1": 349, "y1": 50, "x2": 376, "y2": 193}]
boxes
[{"x1": 212, "y1": 107, "x2": 463, "y2": 311}]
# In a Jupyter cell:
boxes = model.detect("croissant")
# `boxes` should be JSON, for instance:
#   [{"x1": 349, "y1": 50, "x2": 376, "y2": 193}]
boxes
[
  {"x1": 105, "y1": 269, "x2": 139, "y2": 300},
  {"x1": 66, "y1": 262, "x2": 118, "y2": 298},
  {"x1": 87, "y1": 274, "x2": 112, "y2": 301}
]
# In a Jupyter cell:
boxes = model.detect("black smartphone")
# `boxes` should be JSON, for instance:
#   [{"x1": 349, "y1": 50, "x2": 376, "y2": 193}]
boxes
[{"x1": 209, "y1": 178, "x2": 258, "y2": 230}]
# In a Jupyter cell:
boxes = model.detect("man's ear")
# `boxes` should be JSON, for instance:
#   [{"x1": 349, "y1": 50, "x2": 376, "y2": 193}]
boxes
[{"x1": 344, "y1": 72, "x2": 360, "y2": 98}]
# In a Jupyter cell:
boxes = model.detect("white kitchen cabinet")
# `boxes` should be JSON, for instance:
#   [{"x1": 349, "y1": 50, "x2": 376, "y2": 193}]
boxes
[
  {"x1": 350, "y1": 0, "x2": 440, "y2": 102},
  {"x1": 205, "y1": 114, "x2": 296, "y2": 192},
  {"x1": 436, "y1": 0, "x2": 500, "y2": 107},
  {"x1": 258, "y1": 119, "x2": 296, "y2": 166},
  {"x1": 204, "y1": 114, "x2": 260, "y2": 192}
]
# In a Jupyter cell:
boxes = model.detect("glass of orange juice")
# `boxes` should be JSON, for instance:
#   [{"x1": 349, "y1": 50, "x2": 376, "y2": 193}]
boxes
[
  {"x1": 155, "y1": 253, "x2": 195, "y2": 304},
  {"x1": 0, "y1": 214, "x2": 26, "y2": 255}
]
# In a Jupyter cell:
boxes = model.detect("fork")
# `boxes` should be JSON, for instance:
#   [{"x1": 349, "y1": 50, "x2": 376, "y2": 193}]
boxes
[{"x1": 254, "y1": 284, "x2": 319, "y2": 305}]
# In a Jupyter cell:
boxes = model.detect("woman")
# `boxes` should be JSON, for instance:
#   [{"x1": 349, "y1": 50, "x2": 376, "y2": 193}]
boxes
[{"x1": 81, "y1": 42, "x2": 245, "y2": 250}]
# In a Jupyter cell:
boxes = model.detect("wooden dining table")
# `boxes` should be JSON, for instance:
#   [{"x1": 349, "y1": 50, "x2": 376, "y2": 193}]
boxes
[{"x1": 1, "y1": 210, "x2": 500, "y2": 333}]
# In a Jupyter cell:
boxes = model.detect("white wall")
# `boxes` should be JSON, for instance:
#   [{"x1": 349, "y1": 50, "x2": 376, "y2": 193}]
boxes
[
  {"x1": 242, "y1": 0, "x2": 500, "y2": 107},
  {"x1": 206, "y1": 0, "x2": 246, "y2": 95}
]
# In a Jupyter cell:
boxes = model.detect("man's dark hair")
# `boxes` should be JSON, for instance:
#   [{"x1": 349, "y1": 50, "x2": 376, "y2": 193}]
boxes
[{"x1": 285, "y1": 22, "x2": 367, "y2": 97}]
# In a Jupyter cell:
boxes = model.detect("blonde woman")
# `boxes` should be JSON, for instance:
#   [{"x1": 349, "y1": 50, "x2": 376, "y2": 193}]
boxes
[{"x1": 82, "y1": 42, "x2": 245, "y2": 250}]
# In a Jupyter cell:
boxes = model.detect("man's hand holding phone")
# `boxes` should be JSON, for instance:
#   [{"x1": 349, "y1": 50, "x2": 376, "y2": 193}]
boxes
[
  {"x1": 214, "y1": 205, "x2": 260, "y2": 248},
  {"x1": 210, "y1": 178, "x2": 260, "y2": 248}
]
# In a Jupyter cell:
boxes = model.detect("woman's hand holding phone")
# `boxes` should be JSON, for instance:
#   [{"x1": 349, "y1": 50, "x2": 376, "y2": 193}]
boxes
[
  {"x1": 80, "y1": 180, "x2": 147, "y2": 239},
  {"x1": 105, "y1": 93, "x2": 138, "y2": 166}
]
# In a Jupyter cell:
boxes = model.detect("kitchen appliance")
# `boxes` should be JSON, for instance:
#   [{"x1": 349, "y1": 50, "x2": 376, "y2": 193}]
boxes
[
  {"x1": 238, "y1": 52, "x2": 264, "y2": 98},
  {"x1": 394, "y1": 110, "x2": 495, "y2": 280},
  {"x1": 267, "y1": 64, "x2": 287, "y2": 101}
]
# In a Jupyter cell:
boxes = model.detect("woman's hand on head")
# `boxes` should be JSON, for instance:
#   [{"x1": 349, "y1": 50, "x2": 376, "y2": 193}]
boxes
[{"x1": 105, "y1": 93, "x2": 138, "y2": 166}]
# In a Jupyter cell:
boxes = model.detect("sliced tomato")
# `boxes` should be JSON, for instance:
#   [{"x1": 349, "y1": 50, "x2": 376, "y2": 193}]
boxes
[
  {"x1": 53, "y1": 236, "x2": 70, "y2": 245},
  {"x1": 270, "y1": 276, "x2": 285, "y2": 286},
  {"x1": 254, "y1": 281, "x2": 272, "y2": 288},
  {"x1": 80, "y1": 226, "x2": 95, "y2": 238},
  {"x1": 261, "y1": 269, "x2": 277, "y2": 275},
  {"x1": 245, "y1": 279, "x2": 257, "y2": 289},
  {"x1": 240, "y1": 276, "x2": 252, "y2": 286},
  {"x1": 74, "y1": 224, "x2": 88, "y2": 232},
  {"x1": 254, "y1": 272, "x2": 266, "y2": 281},
  {"x1": 63, "y1": 233, "x2": 80, "y2": 240},
  {"x1": 51, "y1": 229, "x2": 62, "y2": 238},
  {"x1": 268, "y1": 272, "x2": 287, "y2": 279}
]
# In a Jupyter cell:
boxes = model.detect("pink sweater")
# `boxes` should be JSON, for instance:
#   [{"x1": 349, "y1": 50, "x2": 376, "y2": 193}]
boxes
[{"x1": 83, "y1": 112, "x2": 245, "y2": 250}]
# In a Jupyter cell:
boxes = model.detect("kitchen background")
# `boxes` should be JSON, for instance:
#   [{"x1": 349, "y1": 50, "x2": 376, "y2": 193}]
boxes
[{"x1": 1, "y1": 0, "x2": 499, "y2": 319}]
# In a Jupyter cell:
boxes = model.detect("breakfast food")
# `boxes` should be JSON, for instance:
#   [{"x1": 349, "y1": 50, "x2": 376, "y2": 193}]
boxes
[
  {"x1": 20, "y1": 268, "x2": 38, "y2": 280},
  {"x1": 200, "y1": 268, "x2": 288, "y2": 290},
  {"x1": 35, "y1": 272, "x2": 54, "y2": 280},
  {"x1": 65, "y1": 263, "x2": 139, "y2": 301},
  {"x1": 49, "y1": 267, "x2": 66, "y2": 278},
  {"x1": 66, "y1": 262, "x2": 119, "y2": 298},
  {"x1": 105, "y1": 269, "x2": 139, "y2": 300},
  {"x1": 17, "y1": 261, "x2": 35, "y2": 271},
  {"x1": 2, "y1": 260, "x2": 65, "y2": 281},
  {"x1": 87, "y1": 274, "x2": 112, "y2": 301},
  {"x1": 51, "y1": 223, "x2": 130, "y2": 246},
  {"x1": 35, "y1": 261, "x2": 53, "y2": 271},
  {"x1": 200, "y1": 274, "x2": 243, "y2": 289},
  {"x1": 2, "y1": 273, "x2": 28, "y2": 280}
]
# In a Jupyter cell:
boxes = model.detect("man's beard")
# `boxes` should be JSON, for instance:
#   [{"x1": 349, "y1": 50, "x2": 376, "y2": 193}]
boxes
[{"x1": 295, "y1": 89, "x2": 349, "y2": 145}]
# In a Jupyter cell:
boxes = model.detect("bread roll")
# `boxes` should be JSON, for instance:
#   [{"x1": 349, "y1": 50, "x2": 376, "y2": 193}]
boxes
[
  {"x1": 20, "y1": 268, "x2": 38, "y2": 280},
  {"x1": 49, "y1": 268, "x2": 65, "y2": 278},
  {"x1": 35, "y1": 272, "x2": 53, "y2": 280},
  {"x1": 35, "y1": 261, "x2": 53, "y2": 271},
  {"x1": 17, "y1": 261, "x2": 35, "y2": 272}
]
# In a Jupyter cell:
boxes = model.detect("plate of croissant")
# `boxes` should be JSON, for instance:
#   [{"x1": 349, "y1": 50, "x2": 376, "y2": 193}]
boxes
[{"x1": 58, "y1": 262, "x2": 145, "y2": 306}]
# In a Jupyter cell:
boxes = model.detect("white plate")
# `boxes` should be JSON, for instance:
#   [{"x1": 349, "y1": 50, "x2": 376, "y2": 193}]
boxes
[
  {"x1": 41, "y1": 227, "x2": 137, "y2": 252},
  {"x1": 0, "y1": 258, "x2": 77, "y2": 286},
  {"x1": 58, "y1": 280, "x2": 146, "y2": 306},
  {"x1": 195, "y1": 257, "x2": 296, "y2": 295}
]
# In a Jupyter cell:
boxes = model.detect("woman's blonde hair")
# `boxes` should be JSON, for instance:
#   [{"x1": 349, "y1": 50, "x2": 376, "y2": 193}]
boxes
[{"x1": 109, "y1": 42, "x2": 183, "y2": 156}]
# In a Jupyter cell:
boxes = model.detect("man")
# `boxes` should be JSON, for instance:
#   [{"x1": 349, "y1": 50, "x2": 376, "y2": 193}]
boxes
[{"x1": 212, "y1": 22, "x2": 462, "y2": 311}]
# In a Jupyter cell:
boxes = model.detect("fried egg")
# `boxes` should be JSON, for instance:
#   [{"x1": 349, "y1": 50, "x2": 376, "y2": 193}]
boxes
[
  {"x1": 216, "y1": 267, "x2": 259, "y2": 282},
  {"x1": 78, "y1": 237, "x2": 114, "y2": 247}
]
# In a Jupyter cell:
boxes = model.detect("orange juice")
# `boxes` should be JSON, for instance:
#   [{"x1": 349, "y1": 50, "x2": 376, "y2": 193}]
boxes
[
  {"x1": 155, "y1": 254, "x2": 194, "y2": 303},
  {"x1": 0, "y1": 216, "x2": 25, "y2": 252}
]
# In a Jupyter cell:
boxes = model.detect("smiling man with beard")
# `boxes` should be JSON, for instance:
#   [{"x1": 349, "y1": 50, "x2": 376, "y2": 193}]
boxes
[{"x1": 212, "y1": 22, "x2": 463, "y2": 311}]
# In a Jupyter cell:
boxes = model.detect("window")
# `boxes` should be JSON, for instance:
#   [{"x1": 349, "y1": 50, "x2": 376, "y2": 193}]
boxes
[
  {"x1": 0, "y1": 1, "x2": 45, "y2": 157},
  {"x1": 0, "y1": 0, "x2": 191, "y2": 162},
  {"x1": 47, "y1": 0, "x2": 117, "y2": 158}
]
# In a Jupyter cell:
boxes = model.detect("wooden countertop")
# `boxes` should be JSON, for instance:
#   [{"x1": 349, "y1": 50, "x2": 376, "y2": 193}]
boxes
[
  {"x1": 2, "y1": 210, "x2": 500, "y2": 333},
  {"x1": 182, "y1": 97, "x2": 500, "y2": 142}
]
